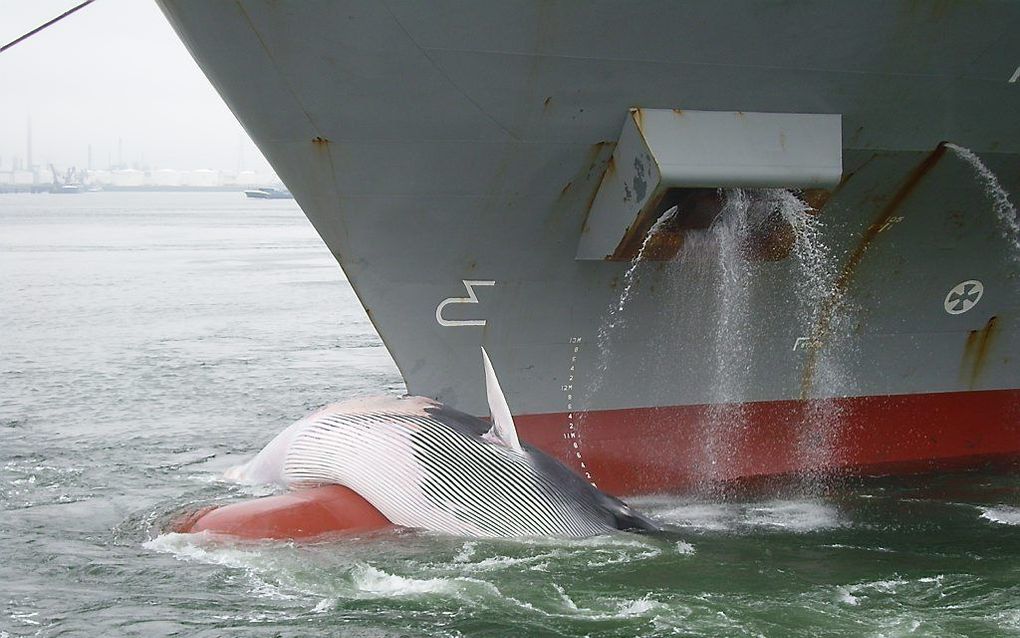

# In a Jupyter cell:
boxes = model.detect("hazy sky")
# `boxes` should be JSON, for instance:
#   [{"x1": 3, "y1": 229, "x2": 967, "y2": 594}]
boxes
[{"x1": 0, "y1": 0, "x2": 273, "y2": 173}]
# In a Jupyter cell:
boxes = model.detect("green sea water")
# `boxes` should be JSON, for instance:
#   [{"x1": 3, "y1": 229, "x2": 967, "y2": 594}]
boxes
[{"x1": 2, "y1": 192, "x2": 1018, "y2": 637}]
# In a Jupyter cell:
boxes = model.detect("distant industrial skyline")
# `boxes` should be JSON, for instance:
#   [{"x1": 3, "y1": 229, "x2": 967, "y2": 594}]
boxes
[{"x1": 0, "y1": 1, "x2": 275, "y2": 173}]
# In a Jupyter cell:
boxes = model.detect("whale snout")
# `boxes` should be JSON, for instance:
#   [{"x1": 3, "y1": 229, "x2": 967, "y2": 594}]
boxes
[{"x1": 171, "y1": 485, "x2": 394, "y2": 539}]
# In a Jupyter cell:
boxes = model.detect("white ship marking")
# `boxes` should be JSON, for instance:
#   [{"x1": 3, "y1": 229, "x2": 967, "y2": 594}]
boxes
[
  {"x1": 944, "y1": 280, "x2": 984, "y2": 315},
  {"x1": 436, "y1": 280, "x2": 495, "y2": 327}
]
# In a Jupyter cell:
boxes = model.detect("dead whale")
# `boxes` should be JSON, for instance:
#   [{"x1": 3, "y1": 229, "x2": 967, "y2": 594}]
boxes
[{"x1": 179, "y1": 349, "x2": 658, "y2": 538}]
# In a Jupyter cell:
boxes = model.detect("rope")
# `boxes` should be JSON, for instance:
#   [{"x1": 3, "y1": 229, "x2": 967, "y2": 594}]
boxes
[{"x1": 1, "y1": 0, "x2": 97, "y2": 55}]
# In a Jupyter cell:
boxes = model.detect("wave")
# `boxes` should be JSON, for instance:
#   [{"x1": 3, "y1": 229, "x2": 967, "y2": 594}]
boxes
[{"x1": 979, "y1": 505, "x2": 1020, "y2": 526}]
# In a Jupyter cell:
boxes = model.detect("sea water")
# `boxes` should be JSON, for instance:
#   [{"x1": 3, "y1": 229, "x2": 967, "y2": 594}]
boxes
[{"x1": 2, "y1": 192, "x2": 1018, "y2": 637}]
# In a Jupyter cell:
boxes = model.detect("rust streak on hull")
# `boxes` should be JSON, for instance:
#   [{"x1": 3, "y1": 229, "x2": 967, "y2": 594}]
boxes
[
  {"x1": 961, "y1": 316, "x2": 1000, "y2": 388},
  {"x1": 800, "y1": 144, "x2": 948, "y2": 398}
]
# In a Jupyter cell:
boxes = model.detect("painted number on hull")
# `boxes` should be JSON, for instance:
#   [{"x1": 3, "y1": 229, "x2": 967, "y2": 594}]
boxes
[
  {"x1": 436, "y1": 280, "x2": 495, "y2": 327},
  {"x1": 944, "y1": 280, "x2": 983, "y2": 315}
]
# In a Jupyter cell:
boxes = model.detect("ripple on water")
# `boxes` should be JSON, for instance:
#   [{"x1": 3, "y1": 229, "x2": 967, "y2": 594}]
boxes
[
  {"x1": 823, "y1": 571, "x2": 1020, "y2": 636},
  {"x1": 1, "y1": 457, "x2": 92, "y2": 510},
  {"x1": 141, "y1": 527, "x2": 698, "y2": 633}
]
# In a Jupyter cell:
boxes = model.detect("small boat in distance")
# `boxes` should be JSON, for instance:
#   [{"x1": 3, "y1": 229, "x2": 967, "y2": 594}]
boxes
[
  {"x1": 49, "y1": 164, "x2": 85, "y2": 194},
  {"x1": 50, "y1": 183, "x2": 84, "y2": 194},
  {"x1": 244, "y1": 186, "x2": 293, "y2": 199}
]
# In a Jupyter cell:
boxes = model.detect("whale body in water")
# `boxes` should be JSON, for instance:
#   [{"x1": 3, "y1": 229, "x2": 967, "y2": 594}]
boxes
[{"x1": 185, "y1": 349, "x2": 658, "y2": 538}]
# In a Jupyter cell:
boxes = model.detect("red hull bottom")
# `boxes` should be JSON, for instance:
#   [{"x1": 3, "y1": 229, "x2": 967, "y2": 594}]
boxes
[{"x1": 518, "y1": 389, "x2": 1020, "y2": 495}]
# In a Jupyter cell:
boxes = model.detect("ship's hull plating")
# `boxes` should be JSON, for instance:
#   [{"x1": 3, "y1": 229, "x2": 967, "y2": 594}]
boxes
[{"x1": 158, "y1": 1, "x2": 1020, "y2": 493}]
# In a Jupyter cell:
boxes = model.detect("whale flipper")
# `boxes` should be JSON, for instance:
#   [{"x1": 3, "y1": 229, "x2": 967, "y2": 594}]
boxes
[{"x1": 480, "y1": 347, "x2": 523, "y2": 453}]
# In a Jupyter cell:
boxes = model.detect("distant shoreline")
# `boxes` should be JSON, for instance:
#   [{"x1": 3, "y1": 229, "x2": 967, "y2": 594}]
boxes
[{"x1": 0, "y1": 185, "x2": 277, "y2": 194}]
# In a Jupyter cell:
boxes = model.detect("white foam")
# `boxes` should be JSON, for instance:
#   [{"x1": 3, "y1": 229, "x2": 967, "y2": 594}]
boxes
[
  {"x1": 582, "y1": 595, "x2": 666, "y2": 620},
  {"x1": 144, "y1": 532, "x2": 301, "y2": 601},
  {"x1": 744, "y1": 500, "x2": 840, "y2": 532},
  {"x1": 845, "y1": 578, "x2": 909, "y2": 597},
  {"x1": 144, "y1": 532, "x2": 253, "y2": 567},
  {"x1": 650, "y1": 499, "x2": 840, "y2": 533},
  {"x1": 651, "y1": 503, "x2": 733, "y2": 531},
  {"x1": 526, "y1": 533, "x2": 665, "y2": 567},
  {"x1": 443, "y1": 535, "x2": 660, "y2": 573},
  {"x1": 459, "y1": 552, "x2": 566, "y2": 572},
  {"x1": 497, "y1": 531, "x2": 660, "y2": 551},
  {"x1": 834, "y1": 586, "x2": 860, "y2": 606},
  {"x1": 8, "y1": 611, "x2": 40, "y2": 626},
  {"x1": 312, "y1": 598, "x2": 335, "y2": 614},
  {"x1": 350, "y1": 564, "x2": 461, "y2": 597},
  {"x1": 547, "y1": 585, "x2": 666, "y2": 621},
  {"x1": 992, "y1": 608, "x2": 1020, "y2": 631},
  {"x1": 824, "y1": 544, "x2": 894, "y2": 553},
  {"x1": 211, "y1": 610, "x2": 301, "y2": 624},
  {"x1": 833, "y1": 574, "x2": 953, "y2": 613},
  {"x1": 440, "y1": 539, "x2": 585, "y2": 573},
  {"x1": 674, "y1": 540, "x2": 696, "y2": 555},
  {"x1": 866, "y1": 579, "x2": 909, "y2": 593},
  {"x1": 980, "y1": 505, "x2": 1020, "y2": 526},
  {"x1": 616, "y1": 596, "x2": 661, "y2": 616},
  {"x1": 145, "y1": 533, "x2": 506, "y2": 604},
  {"x1": 453, "y1": 541, "x2": 477, "y2": 563},
  {"x1": 553, "y1": 583, "x2": 580, "y2": 611},
  {"x1": 587, "y1": 547, "x2": 661, "y2": 568}
]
